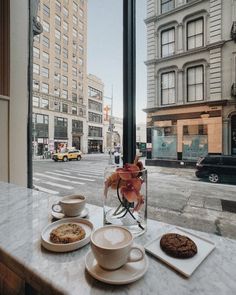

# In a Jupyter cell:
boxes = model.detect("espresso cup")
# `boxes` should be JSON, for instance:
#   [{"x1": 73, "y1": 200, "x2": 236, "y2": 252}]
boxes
[
  {"x1": 52, "y1": 195, "x2": 86, "y2": 217},
  {"x1": 90, "y1": 225, "x2": 145, "y2": 270}
]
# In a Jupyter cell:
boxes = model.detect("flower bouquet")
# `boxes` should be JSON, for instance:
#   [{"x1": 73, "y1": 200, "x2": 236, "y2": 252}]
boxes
[{"x1": 104, "y1": 157, "x2": 147, "y2": 236}]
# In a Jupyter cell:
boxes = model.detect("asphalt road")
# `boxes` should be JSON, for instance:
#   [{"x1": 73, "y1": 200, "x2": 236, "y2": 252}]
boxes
[{"x1": 33, "y1": 154, "x2": 236, "y2": 239}]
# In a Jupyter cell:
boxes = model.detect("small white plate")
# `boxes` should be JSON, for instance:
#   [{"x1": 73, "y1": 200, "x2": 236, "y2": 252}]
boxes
[
  {"x1": 85, "y1": 250, "x2": 149, "y2": 285},
  {"x1": 51, "y1": 207, "x2": 89, "y2": 220},
  {"x1": 41, "y1": 218, "x2": 93, "y2": 252},
  {"x1": 145, "y1": 227, "x2": 215, "y2": 277}
]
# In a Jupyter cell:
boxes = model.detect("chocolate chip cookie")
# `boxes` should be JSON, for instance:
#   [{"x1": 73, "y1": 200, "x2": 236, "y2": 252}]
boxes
[
  {"x1": 50, "y1": 223, "x2": 86, "y2": 244},
  {"x1": 160, "y1": 233, "x2": 197, "y2": 258}
]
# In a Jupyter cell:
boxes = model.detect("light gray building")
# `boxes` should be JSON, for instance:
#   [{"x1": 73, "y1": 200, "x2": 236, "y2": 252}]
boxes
[{"x1": 145, "y1": 0, "x2": 236, "y2": 163}]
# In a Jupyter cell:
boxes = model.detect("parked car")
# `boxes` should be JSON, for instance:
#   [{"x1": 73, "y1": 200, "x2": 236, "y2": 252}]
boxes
[
  {"x1": 52, "y1": 150, "x2": 82, "y2": 162},
  {"x1": 195, "y1": 155, "x2": 236, "y2": 183}
]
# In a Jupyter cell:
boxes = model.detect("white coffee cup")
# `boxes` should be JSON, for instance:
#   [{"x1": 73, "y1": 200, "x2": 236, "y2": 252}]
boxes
[
  {"x1": 52, "y1": 195, "x2": 86, "y2": 217},
  {"x1": 90, "y1": 225, "x2": 145, "y2": 270}
]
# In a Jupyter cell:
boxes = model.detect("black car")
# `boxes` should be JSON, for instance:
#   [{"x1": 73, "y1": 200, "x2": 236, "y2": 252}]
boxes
[{"x1": 195, "y1": 155, "x2": 236, "y2": 183}]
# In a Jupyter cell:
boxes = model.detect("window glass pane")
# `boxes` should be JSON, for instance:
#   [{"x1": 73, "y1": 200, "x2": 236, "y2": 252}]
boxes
[
  {"x1": 196, "y1": 84, "x2": 203, "y2": 100},
  {"x1": 188, "y1": 22, "x2": 195, "y2": 36},
  {"x1": 188, "y1": 36, "x2": 195, "y2": 49},
  {"x1": 168, "y1": 29, "x2": 174, "y2": 42},
  {"x1": 196, "y1": 19, "x2": 203, "y2": 34},
  {"x1": 162, "y1": 44, "x2": 169, "y2": 57},
  {"x1": 196, "y1": 66, "x2": 203, "y2": 83},
  {"x1": 169, "y1": 88, "x2": 175, "y2": 103},
  {"x1": 188, "y1": 85, "x2": 195, "y2": 101},
  {"x1": 195, "y1": 34, "x2": 203, "y2": 47},
  {"x1": 162, "y1": 89, "x2": 169, "y2": 104},
  {"x1": 162, "y1": 31, "x2": 168, "y2": 44},
  {"x1": 169, "y1": 72, "x2": 175, "y2": 87},
  {"x1": 188, "y1": 68, "x2": 195, "y2": 84}
]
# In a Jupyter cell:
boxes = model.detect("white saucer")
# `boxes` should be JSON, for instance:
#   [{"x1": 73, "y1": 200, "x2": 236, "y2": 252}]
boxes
[
  {"x1": 51, "y1": 207, "x2": 89, "y2": 220},
  {"x1": 41, "y1": 218, "x2": 93, "y2": 252},
  {"x1": 85, "y1": 250, "x2": 149, "y2": 285}
]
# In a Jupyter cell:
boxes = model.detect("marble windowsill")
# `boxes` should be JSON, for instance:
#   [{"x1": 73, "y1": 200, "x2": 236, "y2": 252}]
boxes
[{"x1": 0, "y1": 181, "x2": 235, "y2": 295}]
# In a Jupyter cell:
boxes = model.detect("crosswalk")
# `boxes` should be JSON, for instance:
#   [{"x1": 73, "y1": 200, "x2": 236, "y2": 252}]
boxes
[{"x1": 33, "y1": 167, "x2": 105, "y2": 195}]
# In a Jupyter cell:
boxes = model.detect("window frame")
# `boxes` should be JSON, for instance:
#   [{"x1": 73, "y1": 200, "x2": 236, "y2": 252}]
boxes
[
  {"x1": 161, "y1": 71, "x2": 176, "y2": 105},
  {"x1": 186, "y1": 65, "x2": 204, "y2": 102},
  {"x1": 161, "y1": 0, "x2": 175, "y2": 14},
  {"x1": 186, "y1": 17, "x2": 204, "y2": 50},
  {"x1": 161, "y1": 27, "x2": 175, "y2": 58}
]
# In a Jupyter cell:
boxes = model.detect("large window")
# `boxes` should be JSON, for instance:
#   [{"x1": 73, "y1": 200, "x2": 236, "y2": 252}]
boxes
[
  {"x1": 161, "y1": 0, "x2": 174, "y2": 14},
  {"x1": 187, "y1": 18, "x2": 203, "y2": 50},
  {"x1": 54, "y1": 117, "x2": 68, "y2": 139},
  {"x1": 88, "y1": 99, "x2": 102, "y2": 112},
  {"x1": 161, "y1": 28, "x2": 175, "y2": 57},
  {"x1": 88, "y1": 126, "x2": 102, "y2": 137},
  {"x1": 161, "y1": 71, "x2": 175, "y2": 105},
  {"x1": 187, "y1": 65, "x2": 204, "y2": 102},
  {"x1": 88, "y1": 112, "x2": 103, "y2": 123},
  {"x1": 88, "y1": 87, "x2": 102, "y2": 100},
  {"x1": 33, "y1": 113, "x2": 49, "y2": 138},
  {"x1": 72, "y1": 120, "x2": 83, "y2": 134}
]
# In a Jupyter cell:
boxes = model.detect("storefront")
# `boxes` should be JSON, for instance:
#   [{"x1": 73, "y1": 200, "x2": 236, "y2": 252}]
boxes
[
  {"x1": 147, "y1": 104, "x2": 223, "y2": 163},
  {"x1": 88, "y1": 139, "x2": 103, "y2": 153}
]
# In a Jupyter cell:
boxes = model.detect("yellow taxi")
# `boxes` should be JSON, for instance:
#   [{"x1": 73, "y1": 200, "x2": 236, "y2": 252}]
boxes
[{"x1": 52, "y1": 149, "x2": 82, "y2": 162}]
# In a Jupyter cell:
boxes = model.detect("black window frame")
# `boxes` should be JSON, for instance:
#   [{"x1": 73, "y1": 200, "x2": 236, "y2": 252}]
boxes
[
  {"x1": 187, "y1": 65, "x2": 204, "y2": 102},
  {"x1": 161, "y1": 71, "x2": 176, "y2": 105},
  {"x1": 187, "y1": 17, "x2": 204, "y2": 50}
]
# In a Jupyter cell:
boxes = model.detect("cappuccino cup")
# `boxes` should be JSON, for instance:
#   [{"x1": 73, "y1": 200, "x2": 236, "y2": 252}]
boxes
[
  {"x1": 52, "y1": 195, "x2": 86, "y2": 217},
  {"x1": 90, "y1": 225, "x2": 145, "y2": 270}
]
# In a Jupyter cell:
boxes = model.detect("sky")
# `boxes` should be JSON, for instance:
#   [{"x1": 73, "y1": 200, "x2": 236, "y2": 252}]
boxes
[{"x1": 87, "y1": 0, "x2": 147, "y2": 124}]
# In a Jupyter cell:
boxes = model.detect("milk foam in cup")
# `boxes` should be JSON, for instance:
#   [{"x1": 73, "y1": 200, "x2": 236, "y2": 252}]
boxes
[
  {"x1": 52, "y1": 195, "x2": 86, "y2": 217},
  {"x1": 90, "y1": 225, "x2": 145, "y2": 270}
]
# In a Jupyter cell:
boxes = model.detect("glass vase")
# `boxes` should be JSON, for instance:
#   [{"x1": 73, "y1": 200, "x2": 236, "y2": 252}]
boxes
[{"x1": 103, "y1": 165, "x2": 147, "y2": 237}]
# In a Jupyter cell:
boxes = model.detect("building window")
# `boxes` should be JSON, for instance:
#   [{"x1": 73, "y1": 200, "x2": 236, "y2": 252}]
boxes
[
  {"x1": 79, "y1": 45, "x2": 84, "y2": 55},
  {"x1": 43, "y1": 4, "x2": 50, "y2": 17},
  {"x1": 73, "y1": 1, "x2": 78, "y2": 12},
  {"x1": 33, "y1": 63, "x2": 40, "y2": 75},
  {"x1": 63, "y1": 21, "x2": 68, "y2": 31},
  {"x1": 88, "y1": 87, "x2": 102, "y2": 100},
  {"x1": 41, "y1": 83, "x2": 49, "y2": 94},
  {"x1": 61, "y1": 89, "x2": 68, "y2": 99},
  {"x1": 42, "y1": 51, "x2": 49, "y2": 63},
  {"x1": 63, "y1": 35, "x2": 68, "y2": 45},
  {"x1": 55, "y1": 29, "x2": 61, "y2": 40},
  {"x1": 73, "y1": 55, "x2": 77, "y2": 64},
  {"x1": 33, "y1": 47, "x2": 40, "y2": 58},
  {"x1": 73, "y1": 15, "x2": 78, "y2": 26},
  {"x1": 54, "y1": 88, "x2": 60, "y2": 96},
  {"x1": 55, "y1": 0, "x2": 61, "y2": 11},
  {"x1": 79, "y1": 33, "x2": 84, "y2": 41},
  {"x1": 88, "y1": 126, "x2": 102, "y2": 137},
  {"x1": 55, "y1": 58, "x2": 61, "y2": 69},
  {"x1": 33, "y1": 113, "x2": 49, "y2": 138},
  {"x1": 55, "y1": 43, "x2": 61, "y2": 55},
  {"x1": 54, "y1": 101, "x2": 60, "y2": 112},
  {"x1": 161, "y1": 0, "x2": 174, "y2": 14},
  {"x1": 72, "y1": 80, "x2": 77, "y2": 89},
  {"x1": 79, "y1": 8, "x2": 84, "y2": 18},
  {"x1": 73, "y1": 28, "x2": 78, "y2": 38},
  {"x1": 63, "y1": 7, "x2": 68, "y2": 17},
  {"x1": 63, "y1": 48, "x2": 68, "y2": 58},
  {"x1": 41, "y1": 99, "x2": 49, "y2": 109},
  {"x1": 42, "y1": 21, "x2": 50, "y2": 33},
  {"x1": 41, "y1": 67, "x2": 49, "y2": 78},
  {"x1": 55, "y1": 15, "x2": 61, "y2": 26},
  {"x1": 187, "y1": 65, "x2": 204, "y2": 102},
  {"x1": 33, "y1": 80, "x2": 39, "y2": 91},
  {"x1": 54, "y1": 117, "x2": 68, "y2": 139},
  {"x1": 33, "y1": 96, "x2": 40, "y2": 107},
  {"x1": 187, "y1": 18, "x2": 204, "y2": 50},
  {"x1": 72, "y1": 67, "x2": 77, "y2": 77},
  {"x1": 161, "y1": 28, "x2": 175, "y2": 57},
  {"x1": 72, "y1": 93, "x2": 77, "y2": 102},
  {"x1": 42, "y1": 36, "x2": 49, "y2": 48},
  {"x1": 88, "y1": 99, "x2": 103, "y2": 112},
  {"x1": 161, "y1": 71, "x2": 175, "y2": 105},
  {"x1": 63, "y1": 62, "x2": 68, "y2": 72},
  {"x1": 72, "y1": 120, "x2": 83, "y2": 133},
  {"x1": 79, "y1": 58, "x2": 83, "y2": 66},
  {"x1": 62, "y1": 75, "x2": 68, "y2": 85},
  {"x1": 54, "y1": 72, "x2": 60, "y2": 82},
  {"x1": 72, "y1": 106, "x2": 77, "y2": 115},
  {"x1": 62, "y1": 104, "x2": 68, "y2": 113},
  {"x1": 79, "y1": 21, "x2": 84, "y2": 30},
  {"x1": 88, "y1": 112, "x2": 103, "y2": 123}
]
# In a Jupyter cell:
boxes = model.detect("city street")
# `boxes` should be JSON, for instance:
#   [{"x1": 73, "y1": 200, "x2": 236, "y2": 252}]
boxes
[{"x1": 33, "y1": 154, "x2": 236, "y2": 239}]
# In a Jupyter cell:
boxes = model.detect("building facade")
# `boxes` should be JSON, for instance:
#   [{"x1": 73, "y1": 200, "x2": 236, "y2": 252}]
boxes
[
  {"x1": 87, "y1": 74, "x2": 104, "y2": 153},
  {"x1": 32, "y1": 0, "x2": 88, "y2": 155},
  {"x1": 145, "y1": 0, "x2": 236, "y2": 163}
]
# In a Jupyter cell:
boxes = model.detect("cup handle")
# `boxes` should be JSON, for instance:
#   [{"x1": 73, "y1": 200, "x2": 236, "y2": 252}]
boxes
[
  {"x1": 127, "y1": 245, "x2": 145, "y2": 263},
  {"x1": 52, "y1": 203, "x2": 62, "y2": 213}
]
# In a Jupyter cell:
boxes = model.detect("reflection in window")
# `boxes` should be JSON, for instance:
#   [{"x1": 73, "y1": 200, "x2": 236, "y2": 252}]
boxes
[
  {"x1": 187, "y1": 18, "x2": 203, "y2": 50},
  {"x1": 161, "y1": 72, "x2": 175, "y2": 105},
  {"x1": 161, "y1": 28, "x2": 175, "y2": 57},
  {"x1": 187, "y1": 65, "x2": 204, "y2": 102}
]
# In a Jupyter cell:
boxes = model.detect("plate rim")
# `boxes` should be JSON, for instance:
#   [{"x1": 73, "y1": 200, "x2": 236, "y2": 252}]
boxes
[
  {"x1": 51, "y1": 207, "x2": 89, "y2": 220},
  {"x1": 144, "y1": 226, "x2": 215, "y2": 277},
  {"x1": 85, "y1": 249, "x2": 149, "y2": 285},
  {"x1": 41, "y1": 217, "x2": 94, "y2": 252}
]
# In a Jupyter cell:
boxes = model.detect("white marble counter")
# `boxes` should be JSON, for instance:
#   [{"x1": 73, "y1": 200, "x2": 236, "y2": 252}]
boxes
[{"x1": 0, "y1": 182, "x2": 236, "y2": 295}]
